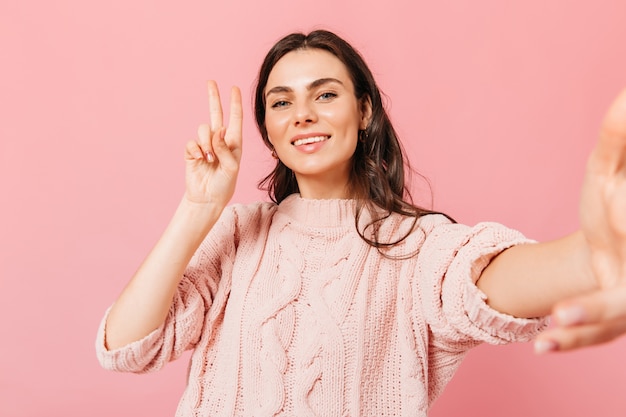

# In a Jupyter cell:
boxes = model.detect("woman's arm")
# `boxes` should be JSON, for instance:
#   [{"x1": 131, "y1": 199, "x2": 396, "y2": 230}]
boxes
[
  {"x1": 104, "y1": 200, "x2": 223, "y2": 350},
  {"x1": 104, "y1": 82, "x2": 243, "y2": 350},
  {"x1": 476, "y1": 231, "x2": 597, "y2": 319},
  {"x1": 477, "y1": 87, "x2": 626, "y2": 352}
]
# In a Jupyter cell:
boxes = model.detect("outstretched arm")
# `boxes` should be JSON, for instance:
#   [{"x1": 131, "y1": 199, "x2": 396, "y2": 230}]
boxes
[
  {"x1": 475, "y1": 88, "x2": 626, "y2": 352},
  {"x1": 536, "y1": 88, "x2": 626, "y2": 353}
]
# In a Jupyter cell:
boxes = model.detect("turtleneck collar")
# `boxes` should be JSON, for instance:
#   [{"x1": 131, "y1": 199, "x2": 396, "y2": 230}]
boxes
[{"x1": 276, "y1": 194, "x2": 359, "y2": 228}]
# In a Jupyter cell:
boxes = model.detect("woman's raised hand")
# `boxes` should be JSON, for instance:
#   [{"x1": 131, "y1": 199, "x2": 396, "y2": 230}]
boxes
[
  {"x1": 536, "y1": 88, "x2": 626, "y2": 353},
  {"x1": 184, "y1": 81, "x2": 243, "y2": 209},
  {"x1": 103, "y1": 82, "x2": 243, "y2": 349}
]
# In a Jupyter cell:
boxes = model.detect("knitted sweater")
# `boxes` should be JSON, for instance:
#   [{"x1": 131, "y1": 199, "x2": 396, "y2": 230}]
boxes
[{"x1": 96, "y1": 195, "x2": 546, "y2": 417}]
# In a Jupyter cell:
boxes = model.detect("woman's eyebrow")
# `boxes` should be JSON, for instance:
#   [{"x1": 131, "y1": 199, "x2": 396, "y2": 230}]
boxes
[
  {"x1": 265, "y1": 85, "x2": 292, "y2": 98},
  {"x1": 265, "y1": 78, "x2": 344, "y2": 99},
  {"x1": 307, "y1": 77, "x2": 344, "y2": 90}
]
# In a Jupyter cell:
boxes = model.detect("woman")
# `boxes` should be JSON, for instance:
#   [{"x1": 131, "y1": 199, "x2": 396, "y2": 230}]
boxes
[{"x1": 97, "y1": 30, "x2": 626, "y2": 416}]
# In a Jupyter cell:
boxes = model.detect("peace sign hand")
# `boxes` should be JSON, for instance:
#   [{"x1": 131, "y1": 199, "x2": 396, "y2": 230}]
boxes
[{"x1": 184, "y1": 81, "x2": 243, "y2": 209}]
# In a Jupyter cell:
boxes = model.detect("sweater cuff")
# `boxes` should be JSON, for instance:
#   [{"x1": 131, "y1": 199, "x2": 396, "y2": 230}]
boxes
[
  {"x1": 463, "y1": 279, "x2": 549, "y2": 344},
  {"x1": 95, "y1": 306, "x2": 166, "y2": 373},
  {"x1": 441, "y1": 223, "x2": 549, "y2": 345}
]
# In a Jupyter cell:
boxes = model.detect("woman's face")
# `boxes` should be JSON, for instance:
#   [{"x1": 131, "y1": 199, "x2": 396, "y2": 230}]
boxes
[{"x1": 264, "y1": 48, "x2": 371, "y2": 199}]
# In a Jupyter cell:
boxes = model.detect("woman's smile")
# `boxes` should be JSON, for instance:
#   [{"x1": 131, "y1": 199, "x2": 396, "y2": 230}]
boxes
[{"x1": 291, "y1": 134, "x2": 330, "y2": 147}]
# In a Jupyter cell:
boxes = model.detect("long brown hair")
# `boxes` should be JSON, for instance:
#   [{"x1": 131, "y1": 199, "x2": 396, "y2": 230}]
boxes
[{"x1": 254, "y1": 30, "x2": 452, "y2": 250}]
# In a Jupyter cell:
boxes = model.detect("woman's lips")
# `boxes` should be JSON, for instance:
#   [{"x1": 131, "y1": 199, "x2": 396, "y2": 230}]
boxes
[{"x1": 292, "y1": 135, "x2": 331, "y2": 147}]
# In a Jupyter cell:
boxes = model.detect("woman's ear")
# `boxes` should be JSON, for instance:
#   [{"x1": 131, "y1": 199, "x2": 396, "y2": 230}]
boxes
[{"x1": 359, "y1": 95, "x2": 373, "y2": 129}]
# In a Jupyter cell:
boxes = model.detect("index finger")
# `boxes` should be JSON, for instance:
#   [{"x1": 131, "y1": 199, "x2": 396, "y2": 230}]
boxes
[
  {"x1": 207, "y1": 80, "x2": 224, "y2": 131},
  {"x1": 590, "y1": 87, "x2": 626, "y2": 175},
  {"x1": 553, "y1": 285, "x2": 626, "y2": 327}
]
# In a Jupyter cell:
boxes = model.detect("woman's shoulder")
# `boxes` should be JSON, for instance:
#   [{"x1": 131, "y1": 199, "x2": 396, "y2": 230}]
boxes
[
  {"x1": 197, "y1": 200, "x2": 279, "y2": 252},
  {"x1": 386, "y1": 211, "x2": 454, "y2": 238},
  {"x1": 220, "y1": 200, "x2": 279, "y2": 228},
  {"x1": 414, "y1": 212, "x2": 455, "y2": 229},
  {"x1": 227, "y1": 199, "x2": 278, "y2": 215},
  {"x1": 382, "y1": 210, "x2": 526, "y2": 256}
]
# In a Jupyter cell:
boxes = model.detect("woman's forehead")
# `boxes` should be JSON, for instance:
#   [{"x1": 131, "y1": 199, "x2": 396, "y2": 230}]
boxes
[{"x1": 265, "y1": 49, "x2": 353, "y2": 91}]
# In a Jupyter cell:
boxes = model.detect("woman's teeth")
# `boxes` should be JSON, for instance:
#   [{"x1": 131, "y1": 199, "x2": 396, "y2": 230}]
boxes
[{"x1": 292, "y1": 136, "x2": 329, "y2": 147}]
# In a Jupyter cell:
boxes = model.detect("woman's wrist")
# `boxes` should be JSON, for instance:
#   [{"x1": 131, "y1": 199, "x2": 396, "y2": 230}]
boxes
[{"x1": 170, "y1": 197, "x2": 224, "y2": 243}]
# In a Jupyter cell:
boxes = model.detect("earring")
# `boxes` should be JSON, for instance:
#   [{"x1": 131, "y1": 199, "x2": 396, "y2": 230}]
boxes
[
  {"x1": 271, "y1": 148, "x2": 279, "y2": 159},
  {"x1": 358, "y1": 129, "x2": 369, "y2": 143}
]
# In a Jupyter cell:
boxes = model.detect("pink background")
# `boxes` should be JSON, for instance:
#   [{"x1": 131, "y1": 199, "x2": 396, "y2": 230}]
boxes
[{"x1": 2, "y1": 0, "x2": 626, "y2": 416}]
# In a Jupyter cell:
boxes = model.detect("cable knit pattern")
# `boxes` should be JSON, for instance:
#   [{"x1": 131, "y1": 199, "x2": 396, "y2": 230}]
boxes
[
  {"x1": 96, "y1": 194, "x2": 548, "y2": 416},
  {"x1": 257, "y1": 221, "x2": 301, "y2": 416}
]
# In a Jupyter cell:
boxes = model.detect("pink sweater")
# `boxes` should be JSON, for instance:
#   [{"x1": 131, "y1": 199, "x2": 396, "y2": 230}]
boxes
[{"x1": 96, "y1": 195, "x2": 546, "y2": 416}]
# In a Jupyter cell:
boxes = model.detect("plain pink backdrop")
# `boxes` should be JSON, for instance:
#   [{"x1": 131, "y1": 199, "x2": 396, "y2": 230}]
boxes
[{"x1": 2, "y1": 1, "x2": 626, "y2": 416}]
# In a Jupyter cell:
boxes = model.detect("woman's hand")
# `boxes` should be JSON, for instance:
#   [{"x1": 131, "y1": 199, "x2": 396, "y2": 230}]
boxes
[
  {"x1": 184, "y1": 80, "x2": 243, "y2": 209},
  {"x1": 535, "y1": 88, "x2": 626, "y2": 353}
]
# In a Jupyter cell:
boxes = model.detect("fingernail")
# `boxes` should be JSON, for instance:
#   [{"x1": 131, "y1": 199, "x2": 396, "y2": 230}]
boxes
[
  {"x1": 555, "y1": 305, "x2": 586, "y2": 326},
  {"x1": 193, "y1": 151, "x2": 203, "y2": 159},
  {"x1": 206, "y1": 151, "x2": 214, "y2": 163},
  {"x1": 534, "y1": 339, "x2": 558, "y2": 354}
]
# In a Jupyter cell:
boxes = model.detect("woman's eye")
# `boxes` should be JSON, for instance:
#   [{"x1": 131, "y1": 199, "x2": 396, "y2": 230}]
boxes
[
  {"x1": 271, "y1": 100, "x2": 289, "y2": 108},
  {"x1": 318, "y1": 92, "x2": 337, "y2": 100}
]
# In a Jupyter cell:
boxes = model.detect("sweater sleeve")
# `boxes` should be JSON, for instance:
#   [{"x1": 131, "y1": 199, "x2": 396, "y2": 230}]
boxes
[
  {"x1": 95, "y1": 207, "x2": 239, "y2": 373},
  {"x1": 416, "y1": 217, "x2": 549, "y2": 349},
  {"x1": 411, "y1": 216, "x2": 550, "y2": 405}
]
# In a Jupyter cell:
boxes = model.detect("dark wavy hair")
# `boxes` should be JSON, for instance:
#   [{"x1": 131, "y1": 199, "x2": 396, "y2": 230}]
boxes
[{"x1": 254, "y1": 30, "x2": 452, "y2": 250}]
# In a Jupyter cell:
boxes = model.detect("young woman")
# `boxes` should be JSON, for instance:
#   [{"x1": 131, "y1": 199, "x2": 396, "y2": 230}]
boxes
[{"x1": 96, "y1": 30, "x2": 626, "y2": 416}]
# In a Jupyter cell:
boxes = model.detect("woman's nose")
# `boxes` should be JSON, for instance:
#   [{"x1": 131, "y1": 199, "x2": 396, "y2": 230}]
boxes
[{"x1": 293, "y1": 102, "x2": 317, "y2": 126}]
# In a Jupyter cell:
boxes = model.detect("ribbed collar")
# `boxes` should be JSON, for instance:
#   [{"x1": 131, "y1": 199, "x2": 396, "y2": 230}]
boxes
[{"x1": 276, "y1": 194, "x2": 358, "y2": 228}]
